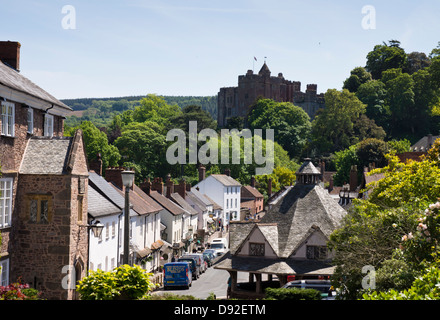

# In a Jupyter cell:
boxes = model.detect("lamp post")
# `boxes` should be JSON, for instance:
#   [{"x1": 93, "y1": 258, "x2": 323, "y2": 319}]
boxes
[{"x1": 121, "y1": 169, "x2": 135, "y2": 265}]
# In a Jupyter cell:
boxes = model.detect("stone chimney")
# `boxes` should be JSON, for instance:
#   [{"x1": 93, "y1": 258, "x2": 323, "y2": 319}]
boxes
[
  {"x1": 349, "y1": 165, "x2": 358, "y2": 192},
  {"x1": 198, "y1": 165, "x2": 206, "y2": 182},
  {"x1": 140, "y1": 178, "x2": 152, "y2": 195},
  {"x1": 0, "y1": 41, "x2": 21, "y2": 71},
  {"x1": 89, "y1": 153, "x2": 103, "y2": 176},
  {"x1": 151, "y1": 177, "x2": 164, "y2": 195},
  {"x1": 250, "y1": 176, "x2": 256, "y2": 188},
  {"x1": 224, "y1": 168, "x2": 231, "y2": 177},
  {"x1": 174, "y1": 179, "x2": 186, "y2": 199},
  {"x1": 165, "y1": 174, "x2": 174, "y2": 198},
  {"x1": 105, "y1": 167, "x2": 125, "y2": 190}
]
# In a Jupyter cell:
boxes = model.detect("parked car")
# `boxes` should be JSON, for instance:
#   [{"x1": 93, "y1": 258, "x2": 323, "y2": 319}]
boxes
[
  {"x1": 163, "y1": 262, "x2": 192, "y2": 290},
  {"x1": 202, "y1": 252, "x2": 214, "y2": 267},
  {"x1": 182, "y1": 253, "x2": 206, "y2": 273},
  {"x1": 178, "y1": 257, "x2": 200, "y2": 279},
  {"x1": 210, "y1": 238, "x2": 228, "y2": 255},
  {"x1": 282, "y1": 280, "x2": 336, "y2": 300}
]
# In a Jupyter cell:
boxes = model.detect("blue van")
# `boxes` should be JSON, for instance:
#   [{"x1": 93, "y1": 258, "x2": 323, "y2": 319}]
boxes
[{"x1": 163, "y1": 262, "x2": 192, "y2": 290}]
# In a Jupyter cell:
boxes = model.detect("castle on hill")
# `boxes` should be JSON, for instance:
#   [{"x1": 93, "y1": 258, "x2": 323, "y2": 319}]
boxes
[{"x1": 217, "y1": 62, "x2": 325, "y2": 127}]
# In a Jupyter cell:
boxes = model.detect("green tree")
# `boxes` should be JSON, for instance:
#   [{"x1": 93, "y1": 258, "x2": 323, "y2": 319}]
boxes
[
  {"x1": 114, "y1": 121, "x2": 169, "y2": 181},
  {"x1": 356, "y1": 80, "x2": 390, "y2": 130},
  {"x1": 65, "y1": 121, "x2": 121, "y2": 171},
  {"x1": 170, "y1": 104, "x2": 217, "y2": 133},
  {"x1": 366, "y1": 40, "x2": 407, "y2": 79},
  {"x1": 248, "y1": 99, "x2": 311, "y2": 159},
  {"x1": 132, "y1": 94, "x2": 182, "y2": 129},
  {"x1": 311, "y1": 89, "x2": 368, "y2": 154},
  {"x1": 343, "y1": 67, "x2": 372, "y2": 92}
]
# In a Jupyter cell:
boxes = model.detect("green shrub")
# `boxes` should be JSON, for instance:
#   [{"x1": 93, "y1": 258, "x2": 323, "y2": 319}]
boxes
[{"x1": 265, "y1": 287, "x2": 322, "y2": 300}]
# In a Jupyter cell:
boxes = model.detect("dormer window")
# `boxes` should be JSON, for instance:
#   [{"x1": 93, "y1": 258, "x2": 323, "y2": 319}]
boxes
[
  {"x1": 44, "y1": 113, "x2": 54, "y2": 137},
  {"x1": 1, "y1": 101, "x2": 15, "y2": 137}
]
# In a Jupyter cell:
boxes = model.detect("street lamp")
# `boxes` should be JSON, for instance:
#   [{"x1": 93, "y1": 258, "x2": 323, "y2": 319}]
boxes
[
  {"x1": 121, "y1": 169, "x2": 135, "y2": 265},
  {"x1": 90, "y1": 220, "x2": 104, "y2": 238}
]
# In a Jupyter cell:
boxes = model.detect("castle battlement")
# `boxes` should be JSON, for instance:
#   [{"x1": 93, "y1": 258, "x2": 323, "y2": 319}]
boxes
[{"x1": 218, "y1": 63, "x2": 325, "y2": 127}]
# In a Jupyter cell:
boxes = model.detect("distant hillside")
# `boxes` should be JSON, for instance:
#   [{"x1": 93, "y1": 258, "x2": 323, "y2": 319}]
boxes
[{"x1": 62, "y1": 95, "x2": 217, "y2": 128}]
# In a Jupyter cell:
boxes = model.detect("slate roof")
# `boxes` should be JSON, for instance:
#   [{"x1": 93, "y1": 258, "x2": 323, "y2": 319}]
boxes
[
  {"x1": 149, "y1": 190, "x2": 187, "y2": 216},
  {"x1": 297, "y1": 158, "x2": 321, "y2": 175},
  {"x1": 190, "y1": 188, "x2": 212, "y2": 207},
  {"x1": 110, "y1": 184, "x2": 163, "y2": 216},
  {"x1": 88, "y1": 171, "x2": 137, "y2": 217},
  {"x1": 19, "y1": 136, "x2": 72, "y2": 175},
  {"x1": 88, "y1": 185, "x2": 121, "y2": 218},
  {"x1": 0, "y1": 60, "x2": 71, "y2": 110},
  {"x1": 210, "y1": 174, "x2": 242, "y2": 186},
  {"x1": 215, "y1": 253, "x2": 335, "y2": 276},
  {"x1": 411, "y1": 135, "x2": 439, "y2": 151},
  {"x1": 261, "y1": 184, "x2": 346, "y2": 258},
  {"x1": 170, "y1": 192, "x2": 198, "y2": 216}
]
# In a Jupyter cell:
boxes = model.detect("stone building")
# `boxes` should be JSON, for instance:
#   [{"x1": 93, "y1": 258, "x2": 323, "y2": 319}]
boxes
[
  {"x1": 215, "y1": 159, "x2": 346, "y2": 298},
  {"x1": 0, "y1": 41, "x2": 88, "y2": 299},
  {"x1": 217, "y1": 63, "x2": 325, "y2": 127}
]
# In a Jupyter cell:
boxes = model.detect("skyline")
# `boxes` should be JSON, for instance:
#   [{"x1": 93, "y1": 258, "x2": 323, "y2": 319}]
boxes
[{"x1": 1, "y1": 0, "x2": 439, "y2": 99}]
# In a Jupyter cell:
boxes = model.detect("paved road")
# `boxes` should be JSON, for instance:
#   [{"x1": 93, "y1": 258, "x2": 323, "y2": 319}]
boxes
[{"x1": 152, "y1": 252, "x2": 248, "y2": 299}]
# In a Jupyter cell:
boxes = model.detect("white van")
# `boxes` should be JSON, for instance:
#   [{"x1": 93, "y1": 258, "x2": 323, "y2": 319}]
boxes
[{"x1": 210, "y1": 238, "x2": 228, "y2": 256}]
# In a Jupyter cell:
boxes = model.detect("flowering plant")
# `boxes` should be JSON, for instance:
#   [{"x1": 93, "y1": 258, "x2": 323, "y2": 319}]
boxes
[
  {"x1": 400, "y1": 201, "x2": 440, "y2": 267},
  {"x1": 0, "y1": 281, "x2": 40, "y2": 300}
]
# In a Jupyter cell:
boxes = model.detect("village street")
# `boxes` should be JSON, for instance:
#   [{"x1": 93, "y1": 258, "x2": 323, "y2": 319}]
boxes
[{"x1": 152, "y1": 253, "x2": 249, "y2": 299}]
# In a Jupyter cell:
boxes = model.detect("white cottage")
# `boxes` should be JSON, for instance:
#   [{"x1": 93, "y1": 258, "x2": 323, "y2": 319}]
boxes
[{"x1": 194, "y1": 169, "x2": 241, "y2": 226}]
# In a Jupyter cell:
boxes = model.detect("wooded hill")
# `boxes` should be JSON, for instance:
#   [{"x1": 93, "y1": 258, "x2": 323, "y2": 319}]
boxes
[{"x1": 62, "y1": 95, "x2": 217, "y2": 128}]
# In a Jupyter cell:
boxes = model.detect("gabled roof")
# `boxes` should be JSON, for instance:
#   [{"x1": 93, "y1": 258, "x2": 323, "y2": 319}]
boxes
[
  {"x1": 170, "y1": 192, "x2": 198, "y2": 216},
  {"x1": 258, "y1": 62, "x2": 271, "y2": 76},
  {"x1": 0, "y1": 60, "x2": 71, "y2": 112},
  {"x1": 210, "y1": 174, "x2": 241, "y2": 186},
  {"x1": 190, "y1": 188, "x2": 212, "y2": 206},
  {"x1": 149, "y1": 190, "x2": 187, "y2": 216},
  {"x1": 241, "y1": 185, "x2": 264, "y2": 199},
  {"x1": 88, "y1": 185, "x2": 121, "y2": 218},
  {"x1": 261, "y1": 184, "x2": 346, "y2": 258},
  {"x1": 19, "y1": 130, "x2": 86, "y2": 175},
  {"x1": 110, "y1": 184, "x2": 162, "y2": 216},
  {"x1": 19, "y1": 137, "x2": 72, "y2": 174},
  {"x1": 411, "y1": 135, "x2": 439, "y2": 152},
  {"x1": 88, "y1": 171, "x2": 137, "y2": 217}
]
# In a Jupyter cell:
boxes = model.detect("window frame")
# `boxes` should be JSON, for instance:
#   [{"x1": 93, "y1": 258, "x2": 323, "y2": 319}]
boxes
[
  {"x1": 1, "y1": 101, "x2": 15, "y2": 137},
  {"x1": 26, "y1": 194, "x2": 53, "y2": 224},
  {"x1": 27, "y1": 107, "x2": 34, "y2": 134},
  {"x1": 0, "y1": 178, "x2": 13, "y2": 229},
  {"x1": 0, "y1": 258, "x2": 9, "y2": 286},
  {"x1": 44, "y1": 113, "x2": 54, "y2": 137},
  {"x1": 249, "y1": 242, "x2": 265, "y2": 256}
]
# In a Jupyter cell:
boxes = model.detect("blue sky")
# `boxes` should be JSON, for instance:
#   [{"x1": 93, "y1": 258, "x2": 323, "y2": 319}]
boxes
[{"x1": 1, "y1": 0, "x2": 439, "y2": 99}]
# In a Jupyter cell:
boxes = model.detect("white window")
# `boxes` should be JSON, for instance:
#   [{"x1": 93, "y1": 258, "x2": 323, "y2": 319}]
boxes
[
  {"x1": 27, "y1": 107, "x2": 33, "y2": 134},
  {"x1": 44, "y1": 114, "x2": 54, "y2": 137},
  {"x1": 0, "y1": 259, "x2": 9, "y2": 286},
  {"x1": 235, "y1": 198, "x2": 237, "y2": 208},
  {"x1": 1, "y1": 101, "x2": 15, "y2": 137},
  {"x1": 226, "y1": 199, "x2": 229, "y2": 209},
  {"x1": 0, "y1": 178, "x2": 13, "y2": 228}
]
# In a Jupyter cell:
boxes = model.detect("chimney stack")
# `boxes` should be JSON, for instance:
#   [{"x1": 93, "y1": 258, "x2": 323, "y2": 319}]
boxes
[
  {"x1": 89, "y1": 153, "x2": 103, "y2": 176},
  {"x1": 198, "y1": 165, "x2": 206, "y2": 182},
  {"x1": 140, "y1": 178, "x2": 152, "y2": 195},
  {"x1": 0, "y1": 41, "x2": 21, "y2": 71},
  {"x1": 250, "y1": 176, "x2": 256, "y2": 188},
  {"x1": 225, "y1": 168, "x2": 231, "y2": 177},
  {"x1": 105, "y1": 167, "x2": 125, "y2": 190},
  {"x1": 349, "y1": 165, "x2": 358, "y2": 192},
  {"x1": 151, "y1": 177, "x2": 164, "y2": 195},
  {"x1": 165, "y1": 174, "x2": 173, "y2": 198},
  {"x1": 175, "y1": 179, "x2": 186, "y2": 199}
]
